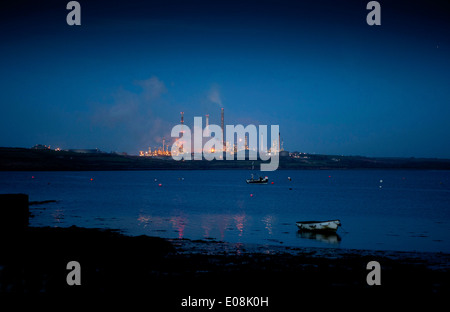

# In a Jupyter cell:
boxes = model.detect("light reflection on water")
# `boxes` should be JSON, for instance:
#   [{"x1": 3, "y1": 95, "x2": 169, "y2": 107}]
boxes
[
  {"x1": 1, "y1": 169, "x2": 450, "y2": 253},
  {"x1": 262, "y1": 215, "x2": 275, "y2": 235},
  {"x1": 170, "y1": 215, "x2": 186, "y2": 239}
]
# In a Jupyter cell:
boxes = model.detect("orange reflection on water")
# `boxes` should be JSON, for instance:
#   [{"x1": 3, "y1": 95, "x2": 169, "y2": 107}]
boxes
[
  {"x1": 233, "y1": 214, "x2": 246, "y2": 237},
  {"x1": 137, "y1": 214, "x2": 151, "y2": 228},
  {"x1": 137, "y1": 214, "x2": 167, "y2": 230},
  {"x1": 170, "y1": 215, "x2": 187, "y2": 239}
]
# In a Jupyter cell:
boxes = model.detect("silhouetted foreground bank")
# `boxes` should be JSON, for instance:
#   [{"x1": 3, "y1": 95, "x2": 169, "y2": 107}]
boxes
[
  {"x1": 1, "y1": 194, "x2": 449, "y2": 308},
  {"x1": 0, "y1": 226, "x2": 448, "y2": 308},
  {"x1": 1, "y1": 147, "x2": 450, "y2": 170}
]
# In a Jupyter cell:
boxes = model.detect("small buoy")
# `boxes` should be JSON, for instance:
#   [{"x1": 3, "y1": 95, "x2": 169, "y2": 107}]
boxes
[
  {"x1": 288, "y1": 177, "x2": 292, "y2": 181},
  {"x1": 31, "y1": 176, "x2": 35, "y2": 179},
  {"x1": 289, "y1": 187, "x2": 293, "y2": 190},
  {"x1": 90, "y1": 178, "x2": 93, "y2": 181},
  {"x1": 158, "y1": 183, "x2": 162, "y2": 187},
  {"x1": 328, "y1": 175, "x2": 331, "y2": 178},
  {"x1": 271, "y1": 182, "x2": 274, "y2": 184},
  {"x1": 380, "y1": 179, "x2": 383, "y2": 183},
  {"x1": 154, "y1": 178, "x2": 157, "y2": 182},
  {"x1": 250, "y1": 194, "x2": 253, "y2": 197}
]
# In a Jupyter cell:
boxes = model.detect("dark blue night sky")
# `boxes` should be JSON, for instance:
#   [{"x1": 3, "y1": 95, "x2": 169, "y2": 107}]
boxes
[{"x1": 1, "y1": 0, "x2": 449, "y2": 157}]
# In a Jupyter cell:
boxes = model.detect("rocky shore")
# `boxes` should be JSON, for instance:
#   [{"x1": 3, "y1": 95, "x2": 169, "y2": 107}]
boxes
[
  {"x1": 1, "y1": 225, "x2": 448, "y2": 309},
  {"x1": 0, "y1": 193, "x2": 448, "y2": 308}
]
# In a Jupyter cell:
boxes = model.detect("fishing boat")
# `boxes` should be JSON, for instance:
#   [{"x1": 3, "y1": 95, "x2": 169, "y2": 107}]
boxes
[
  {"x1": 246, "y1": 174, "x2": 269, "y2": 184},
  {"x1": 296, "y1": 220, "x2": 341, "y2": 233},
  {"x1": 246, "y1": 161, "x2": 269, "y2": 184}
]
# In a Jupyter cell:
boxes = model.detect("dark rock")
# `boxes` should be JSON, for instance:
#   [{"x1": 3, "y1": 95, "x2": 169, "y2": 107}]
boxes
[{"x1": 0, "y1": 194, "x2": 29, "y2": 232}]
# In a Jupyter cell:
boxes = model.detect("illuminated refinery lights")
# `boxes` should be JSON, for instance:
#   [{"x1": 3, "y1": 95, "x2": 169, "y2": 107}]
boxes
[{"x1": 139, "y1": 108, "x2": 286, "y2": 157}]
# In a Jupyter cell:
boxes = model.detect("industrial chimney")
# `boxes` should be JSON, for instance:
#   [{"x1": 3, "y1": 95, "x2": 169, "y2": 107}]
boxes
[
  {"x1": 221, "y1": 108, "x2": 225, "y2": 151},
  {"x1": 278, "y1": 132, "x2": 281, "y2": 153},
  {"x1": 179, "y1": 112, "x2": 184, "y2": 154}
]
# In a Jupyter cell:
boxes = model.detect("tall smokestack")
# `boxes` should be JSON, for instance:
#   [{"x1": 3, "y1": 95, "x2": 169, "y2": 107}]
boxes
[
  {"x1": 278, "y1": 132, "x2": 281, "y2": 153},
  {"x1": 221, "y1": 108, "x2": 225, "y2": 151},
  {"x1": 179, "y1": 112, "x2": 185, "y2": 154}
]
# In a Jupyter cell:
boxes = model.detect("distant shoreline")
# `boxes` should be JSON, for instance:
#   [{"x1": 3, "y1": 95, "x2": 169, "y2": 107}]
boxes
[{"x1": 1, "y1": 147, "x2": 450, "y2": 171}]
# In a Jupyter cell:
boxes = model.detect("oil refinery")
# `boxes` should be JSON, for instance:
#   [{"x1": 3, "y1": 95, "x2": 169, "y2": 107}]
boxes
[{"x1": 139, "y1": 108, "x2": 286, "y2": 159}]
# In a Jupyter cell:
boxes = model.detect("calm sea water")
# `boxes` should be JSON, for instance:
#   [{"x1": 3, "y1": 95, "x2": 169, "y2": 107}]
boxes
[{"x1": 1, "y1": 170, "x2": 449, "y2": 253}]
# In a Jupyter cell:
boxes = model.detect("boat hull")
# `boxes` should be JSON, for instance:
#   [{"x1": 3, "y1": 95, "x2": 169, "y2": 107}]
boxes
[
  {"x1": 296, "y1": 220, "x2": 341, "y2": 233},
  {"x1": 246, "y1": 180, "x2": 268, "y2": 184},
  {"x1": 246, "y1": 177, "x2": 268, "y2": 184}
]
